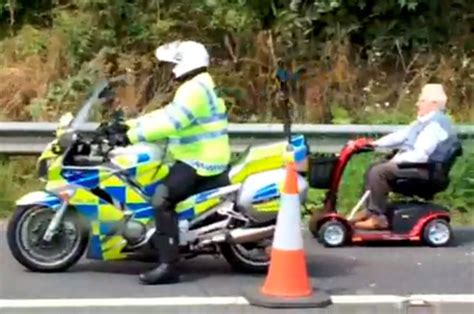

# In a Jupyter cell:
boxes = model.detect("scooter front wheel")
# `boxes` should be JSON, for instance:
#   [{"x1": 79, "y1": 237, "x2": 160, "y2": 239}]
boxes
[
  {"x1": 7, "y1": 205, "x2": 89, "y2": 272},
  {"x1": 319, "y1": 220, "x2": 348, "y2": 248}
]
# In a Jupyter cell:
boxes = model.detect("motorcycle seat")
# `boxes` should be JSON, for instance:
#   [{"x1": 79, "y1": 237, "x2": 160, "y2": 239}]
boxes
[
  {"x1": 193, "y1": 168, "x2": 231, "y2": 194},
  {"x1": 228, "y1": 140, "x2": 289, "y2": 183}
]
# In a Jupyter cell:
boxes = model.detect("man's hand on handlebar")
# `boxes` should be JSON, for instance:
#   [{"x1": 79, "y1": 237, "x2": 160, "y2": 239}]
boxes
[
  {"x1": 352, "y1": 137, "x2": 375, "y2": 150},
  {"x1": 96, "y1": 120, "x2": 131, "y2": 148},
  {"x1": 108, "y1": 132, "x2": 130, "y2": 147}
]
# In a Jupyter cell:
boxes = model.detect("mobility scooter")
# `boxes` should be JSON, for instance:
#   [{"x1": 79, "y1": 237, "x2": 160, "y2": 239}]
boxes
[{"x1": 307, "y1": 137, "x2": 463, "y2": 247}]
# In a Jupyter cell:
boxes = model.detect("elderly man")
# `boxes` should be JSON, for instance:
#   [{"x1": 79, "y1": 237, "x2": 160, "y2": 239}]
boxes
[{"x1": 352, "y1": 83, "x2": 459, "y2": 230}]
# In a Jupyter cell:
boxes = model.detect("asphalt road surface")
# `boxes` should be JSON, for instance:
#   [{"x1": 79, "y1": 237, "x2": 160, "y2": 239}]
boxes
[{"x1": 1, "y1": 223, "x2": 473, "y2": 313}]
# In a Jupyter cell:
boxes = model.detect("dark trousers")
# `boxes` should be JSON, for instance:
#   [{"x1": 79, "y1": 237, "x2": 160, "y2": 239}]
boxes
[
  {"x1": 362, "y1": 160, "x2": 428, "y2": 215},
  {"x1": 151, "y1": 161, "x2": 228, "y2": 263}
]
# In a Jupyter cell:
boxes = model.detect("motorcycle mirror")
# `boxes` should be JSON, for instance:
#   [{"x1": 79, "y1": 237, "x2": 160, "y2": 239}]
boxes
[
  {"x1": 276, "y1": 66, "x2": 306, "y2": 84},
  {"x1": 58, "y1": 112, "x2": 74, "y2": 128},
  {"x1": 275, "y1": 66, "x2": 306, "y2": 144},
  {"x1": 293, "y1": 67, "x2": 307, "y2": 80},
  {"x1": 275, "y1": 68, "x2": 292, "y2": 143},
  {"x1": 58, "y1": 129, "x2": 77, "y2": 150},
  {"x1": 276, "y1": 68, "x2": 290, "y2": 85}
]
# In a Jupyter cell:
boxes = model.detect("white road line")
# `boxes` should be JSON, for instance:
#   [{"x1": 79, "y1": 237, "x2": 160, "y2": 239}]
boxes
[
  {"x1": 409, "y1": 294, "x2": 474, "y2": 303},
  {"x1": 332, "y1": 294, "x2": 474, "y2": 304},
  {"x1": 331, "y1": 295, "x2": 407, "y2": 304},
  {"x1": 1, "y1": 295, "x2": 474, "y2": 308},
  {"x1": 0, "y1": 297, "x2": 250, "y2": 308}
]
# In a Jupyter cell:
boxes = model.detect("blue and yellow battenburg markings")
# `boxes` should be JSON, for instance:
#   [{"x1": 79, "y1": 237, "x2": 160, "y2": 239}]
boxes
[
  {"x1": 252, "y1": 183, "x2": 280, "y2": 203},
  {"x1": 36, "y1": 134, "x2": 308, "y2": 261},
  {"x1": 42, "y1": 155, "x2": 221, "y2": 261},
  {"x1": 251, "y1": 183, "x2": 281, "y2": 212}
]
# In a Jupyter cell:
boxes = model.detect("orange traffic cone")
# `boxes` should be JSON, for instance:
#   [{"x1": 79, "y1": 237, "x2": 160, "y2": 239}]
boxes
[{"x1": 245, "y1": 160, "x2": 332, "y2": 308}]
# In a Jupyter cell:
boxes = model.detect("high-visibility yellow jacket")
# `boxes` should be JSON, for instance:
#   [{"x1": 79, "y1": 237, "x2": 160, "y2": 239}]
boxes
[{"x1": 126, "y1": 72, "x2": 231, "y2": 176}]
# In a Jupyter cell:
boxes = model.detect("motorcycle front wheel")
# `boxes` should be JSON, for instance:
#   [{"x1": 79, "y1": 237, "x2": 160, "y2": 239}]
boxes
[{"x1": 7, "y1": 205, "x2": 89, "y2": 272}]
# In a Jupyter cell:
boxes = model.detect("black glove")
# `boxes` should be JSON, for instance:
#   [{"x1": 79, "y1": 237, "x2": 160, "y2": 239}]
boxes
[
  {"x1": 108, "y1": 131, "x2": 131, "y2": 147},
  {"x1": 111, "y1": 122, "x2": 129, "y2": 135},
  {"x1": 96, "y1": 121, "x2": 130, "y2": 147},
  {"x1": 107, "y1": 122, "x2": 130, "y2": 147}
]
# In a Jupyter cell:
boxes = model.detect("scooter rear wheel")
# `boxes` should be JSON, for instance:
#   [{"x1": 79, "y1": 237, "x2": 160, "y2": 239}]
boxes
[{"x1": 422, "y1": 218, "x2": 452, "y2": 247}]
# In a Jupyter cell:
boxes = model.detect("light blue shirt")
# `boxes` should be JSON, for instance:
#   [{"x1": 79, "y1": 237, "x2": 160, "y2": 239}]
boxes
[{"x1": 373, "y1": 111, "x2": 449, "y2": 163}]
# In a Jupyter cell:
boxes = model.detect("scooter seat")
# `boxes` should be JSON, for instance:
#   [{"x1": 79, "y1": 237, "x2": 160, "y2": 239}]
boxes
[
  {"x1": 391, "y1": 141, "x2": 463, "y2": 200},
  {"x1": 391, "y1": 177, "x2": 448, "y2": 200}
]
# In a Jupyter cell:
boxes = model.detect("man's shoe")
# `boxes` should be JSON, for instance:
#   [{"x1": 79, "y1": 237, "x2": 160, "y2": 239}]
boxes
[
  {"x1": 138, "y1": 263, "x2": 180, "y2": 285},
  {"x1": 349, "y1": 210, "x2": 371, "y2": 224},
  {"x1": 354, "y1": 215, "x2": 389, "y2": 230}
]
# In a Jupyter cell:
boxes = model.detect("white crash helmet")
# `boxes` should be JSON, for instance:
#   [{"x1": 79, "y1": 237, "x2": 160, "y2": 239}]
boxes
[{"x1": 154, "y1": 40, "x2": 210, "y2": 79}]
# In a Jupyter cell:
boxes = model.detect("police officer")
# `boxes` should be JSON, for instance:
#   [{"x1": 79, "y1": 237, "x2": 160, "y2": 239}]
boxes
[{"x1": 116, "y1": 41, "x2": 231, "y2": 284}]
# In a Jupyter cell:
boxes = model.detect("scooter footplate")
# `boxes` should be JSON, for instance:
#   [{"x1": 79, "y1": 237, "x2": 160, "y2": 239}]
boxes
[
  {"x1": 352, "y1": 229, "x2": 414, "y2": 241},
  {"x1": 354, "y1": 229, "x2": 391, "y2": 234}
]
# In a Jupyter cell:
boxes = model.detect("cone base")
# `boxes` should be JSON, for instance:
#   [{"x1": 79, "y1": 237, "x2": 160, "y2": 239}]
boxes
[
  {"x1": 260, "y1": 249, "x2": 311, "y2": 297},
  {"x1": 244, "y1": 286, "x2": 332, "y2": 309}
]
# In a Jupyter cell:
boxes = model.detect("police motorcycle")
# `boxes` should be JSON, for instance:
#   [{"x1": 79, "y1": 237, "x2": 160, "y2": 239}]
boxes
[{"x1": 6, "y1": 75, "x2": 310, "y2": 273}]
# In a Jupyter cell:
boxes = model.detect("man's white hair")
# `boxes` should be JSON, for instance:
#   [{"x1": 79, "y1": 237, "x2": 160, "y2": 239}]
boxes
[{"x1": 420, "y1": 83, "x2": 447, "y2": 110}]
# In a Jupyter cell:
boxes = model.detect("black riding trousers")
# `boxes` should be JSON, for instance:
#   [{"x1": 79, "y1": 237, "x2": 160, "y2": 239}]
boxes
[{"x1": 151, "y1": 161, "x2": 228, "y2": 263}]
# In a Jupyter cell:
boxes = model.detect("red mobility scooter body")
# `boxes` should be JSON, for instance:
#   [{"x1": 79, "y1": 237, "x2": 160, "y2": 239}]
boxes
[{"x1": 308, "y1": 137, "x2": 462, "y2": 247}]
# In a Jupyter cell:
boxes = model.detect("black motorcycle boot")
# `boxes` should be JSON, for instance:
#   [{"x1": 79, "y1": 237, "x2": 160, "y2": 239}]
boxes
[
  {"x1": 139, "y1": 209, "x2": 181, "y2": 285},
  {"x1": 138, "y1": 235, "x2": 180, "y2": 285}
]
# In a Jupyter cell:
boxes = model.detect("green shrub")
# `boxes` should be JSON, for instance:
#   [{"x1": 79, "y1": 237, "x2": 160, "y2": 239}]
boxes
[{"x1": 0, "y1": 157, "x2": 41, "y2": 218}]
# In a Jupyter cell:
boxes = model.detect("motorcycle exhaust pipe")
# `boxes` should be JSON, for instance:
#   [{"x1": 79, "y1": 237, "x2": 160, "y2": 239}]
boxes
[{"x1": 227, "y1": 225, "x2": 275, "y2": 244}]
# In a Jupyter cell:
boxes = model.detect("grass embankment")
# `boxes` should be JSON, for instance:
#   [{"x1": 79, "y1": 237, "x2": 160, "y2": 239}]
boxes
[
  {"x1": 0, "y1": 157, "x2": 41, "y2": 218},
  {"x1": 1, "y1": 147, "x2": 473, "y2": 225}
]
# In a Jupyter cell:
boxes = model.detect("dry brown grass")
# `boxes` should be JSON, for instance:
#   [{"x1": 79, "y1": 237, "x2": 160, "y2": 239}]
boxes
[
  {"x1": 0, "y1": 60, "x2": 48, "y2": 120},
  {"x1": 0, "y1": 27, "x2": 472, "y2": 124},
  {"x1": 0, "y1": 29, "x2": 69, "y2": 121}
]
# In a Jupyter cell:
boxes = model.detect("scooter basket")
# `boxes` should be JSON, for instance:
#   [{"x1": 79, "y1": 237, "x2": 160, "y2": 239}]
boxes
[{"x1": 308, "y1": 154, "x2": 339, "y2": 189}]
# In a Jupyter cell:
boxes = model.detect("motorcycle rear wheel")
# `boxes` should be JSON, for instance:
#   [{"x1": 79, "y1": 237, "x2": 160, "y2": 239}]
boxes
[
  {"x1": 7, "y1": 205, "x2": 89, "y2": 272},
  {"x1": 219, "y1": 239, "x2": 271, "y2": 273}
]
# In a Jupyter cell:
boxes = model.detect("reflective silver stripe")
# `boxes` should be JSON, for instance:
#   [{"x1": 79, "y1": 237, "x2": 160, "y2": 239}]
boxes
[
  {"x1": 168, "y1": 101, "x2": 196, "y2": 124},
  {"x1": 169, "y1": 128, "x2": 227, "y2": 145},
  {"x1": 197, "y1": 81, "x2": 219, "y2": 115},
  {"x1": 195, "y1": 113, "x2": 227, "y2": 124},
  {"x1": 165, "y1": 112, "x2": 182, "y2": 130},
  {"x1": 185, "y1": 160, "x2": 228, "y2": 173},
  {"x1": 167, "y1": 100, "x2": 226, "y2": 127},
  {"x1": 136, "y1": 121, "x2": 147, "y2": 142}
]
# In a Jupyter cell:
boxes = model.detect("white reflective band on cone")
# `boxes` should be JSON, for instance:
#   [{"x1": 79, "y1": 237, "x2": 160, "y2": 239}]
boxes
[{"x1": 272, "y1": 193, "x2": 303, "y2": 251}]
